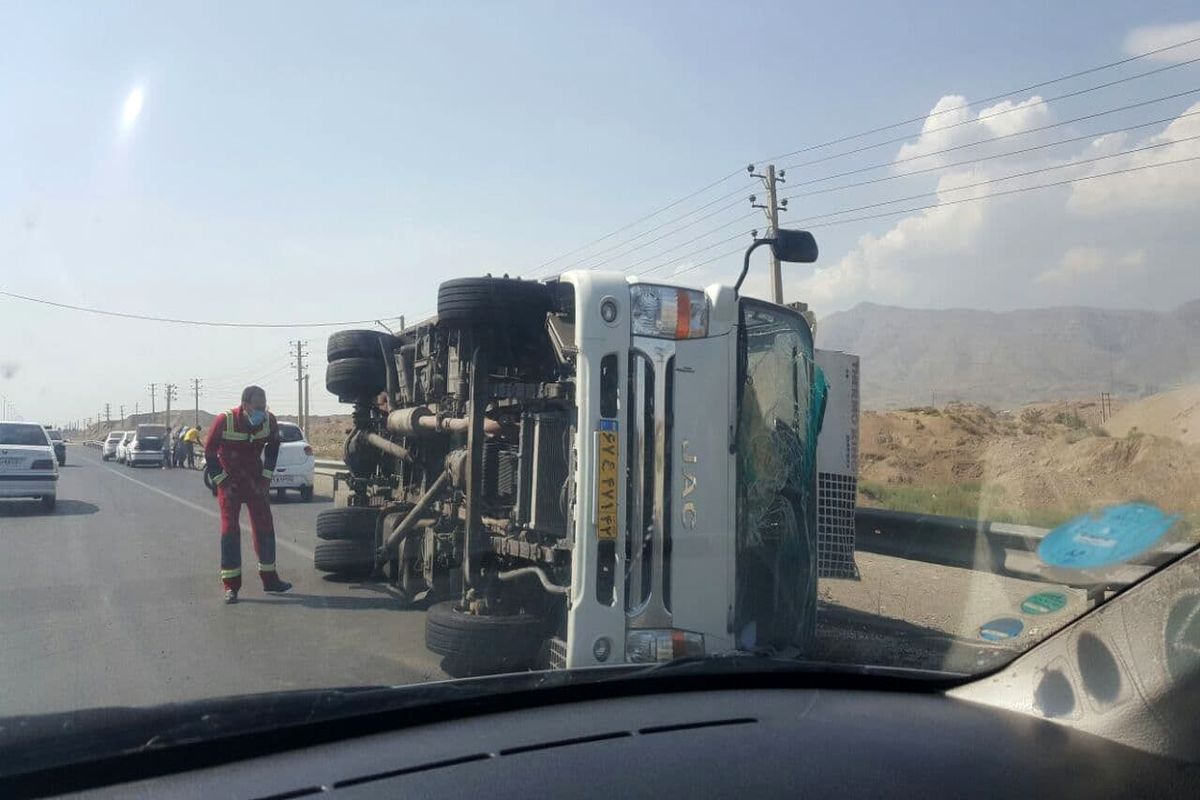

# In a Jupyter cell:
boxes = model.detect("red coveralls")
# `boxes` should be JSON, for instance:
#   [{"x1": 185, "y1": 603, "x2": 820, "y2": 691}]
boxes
[{"x1": 204, "y1": 408, "x2": 285, "y2": 592}]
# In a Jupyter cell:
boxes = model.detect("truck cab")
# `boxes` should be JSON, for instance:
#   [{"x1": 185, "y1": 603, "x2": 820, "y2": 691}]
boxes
[{"x1": 324, "y1": 231, "x2": 838, "y2": 674}]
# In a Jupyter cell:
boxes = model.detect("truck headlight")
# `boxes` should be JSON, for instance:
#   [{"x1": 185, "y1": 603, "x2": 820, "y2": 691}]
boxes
[
  {"x1": 629, "y1": 285, "x2": 708, "y2": 339},
  {"x1": 625, "y1": 629, "x2": 705, "y2": 663}
]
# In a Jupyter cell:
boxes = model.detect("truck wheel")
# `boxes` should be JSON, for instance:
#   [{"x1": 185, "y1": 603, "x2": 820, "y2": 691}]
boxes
[
  {"x1": 327, "y1": 329, "x2": 395, "y2": 364},
  {"x1": 313, "y1": 540, "x2": 374, "y2": 575},
  {"x1": 437, "y1": 277, "x2": 553, "y2": 330},
  {"x1": 316, "y1": 507, "x2": 380, "y2": 542},
  {"x1": 425, "y1": 601, "x2": 546, "y2": 676},
  {"x1": 325, "y1": 357, "x2": 385, "y2": 402}
]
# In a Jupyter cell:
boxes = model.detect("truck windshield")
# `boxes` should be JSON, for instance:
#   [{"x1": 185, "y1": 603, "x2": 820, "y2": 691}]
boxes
[{"x1": 735, "y1": 301, "x2": 826, "y2": 651}]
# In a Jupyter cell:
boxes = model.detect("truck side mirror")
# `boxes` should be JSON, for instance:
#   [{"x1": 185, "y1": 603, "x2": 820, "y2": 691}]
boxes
[{"x1": 771, "y1": 228, "x2": 818, "y2": 264}]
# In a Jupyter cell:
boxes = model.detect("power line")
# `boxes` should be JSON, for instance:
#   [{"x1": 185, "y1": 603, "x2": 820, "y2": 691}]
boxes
[
  {"x1": 530, "y1": 34, "x2": 1200, "y2": 282},
  {"x1": 525, "y1": 168, "x2": 747, "y2": 276},
  {"x1": 787, "y1": 133, "x2": 1200, "y2": 226},
  {"x1": 599, "y1": 91, "x2": 1200, "y2": 275},
  {"x1": 759, "y1": 34, "x2": 1200, "y2": 165},
  {"x1": 0, "y1": 291, "x2": 405, "y2": 328},
  {"x1": 534, "y1": 182, "x2": 756, "y2": 276},
  {"x1": 777, "y1": 55, "x2": 1200, "y2": 175},
  {"x1": 782, "y1": 106, "x2": 1200, "y2": 206},
  {"x1": 650, "y1": 152, "x2": 1200, "y2": 285},
  {"x1": 782, "y1": 153, "x2": 1200, "y2": 232}
]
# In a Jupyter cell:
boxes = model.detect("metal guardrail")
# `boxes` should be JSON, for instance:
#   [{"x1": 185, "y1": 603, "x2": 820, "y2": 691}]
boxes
[
  {"x1": 854, "y1": 506, "x2": 1191, "y2": 603},
  {"x1": 314, "y1": 458, "x2": 345, "y2": 477}
]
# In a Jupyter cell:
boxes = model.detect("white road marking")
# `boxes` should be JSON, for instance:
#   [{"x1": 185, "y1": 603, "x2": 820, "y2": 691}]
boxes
[{"x1": 98, "y1": 463, "x2": 313, "y2": 559}]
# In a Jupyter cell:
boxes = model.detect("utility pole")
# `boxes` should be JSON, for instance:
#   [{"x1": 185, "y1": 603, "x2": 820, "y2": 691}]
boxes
[
  {"x1": 748, "y1": 163, "x2": 788, "y2": 303},
  {"x1": 164, "y1": 383, "x2": 178, "y2": 427},
  {"x1": 291, "y1": 340, "x2": 309, "y2": 425},
  {"x1": 105, "y1": 403, "x2": 111, "y2": 426},
  {"x1": 191, "y1": 378, "x2": 203, "y2": 428},
  {"x1": 134, "y1": 401, "x2": 139, "y2": 421},
  {"x1": 147, "y1": 383, "x2": 157, "y2": 424},
  {"x1": 303, "y1": 373, "x2": 310, "y2": 432},
  {"x1": 119, "y1": 404, "x2": 125, "y2": 425}
]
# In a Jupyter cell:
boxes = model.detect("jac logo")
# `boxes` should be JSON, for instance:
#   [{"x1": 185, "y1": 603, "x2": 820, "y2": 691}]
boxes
[{"x1": 681, "y1": 439, "x2": 698, "y2": 530}]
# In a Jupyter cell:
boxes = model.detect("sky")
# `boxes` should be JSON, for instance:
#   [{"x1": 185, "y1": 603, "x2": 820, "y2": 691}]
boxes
[{"x1": 1, "y1": 1, "x2": 1199, "y2": 426}]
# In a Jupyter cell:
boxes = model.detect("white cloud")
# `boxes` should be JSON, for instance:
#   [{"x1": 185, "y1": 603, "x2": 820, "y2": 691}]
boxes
[
  {"x1": 1067, "y1": 101, "x2": 1200, "y2": 213},
  {"x1": 893, "y1": 94, "x2": 1050, "y2": 171},
  {"x1": 1123, "y1": 21, "x2": 1200, "y2": 63},
  {"x1": 792, "y1": 88, "x2": 1200, "y2": 314}
]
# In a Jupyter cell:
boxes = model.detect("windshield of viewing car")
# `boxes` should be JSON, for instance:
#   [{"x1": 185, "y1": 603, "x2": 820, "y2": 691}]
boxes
[
  {"x1": 0, "y1": 1, "x2": 1197, "y2": 772},
  {"x1": 0, "y1": 424, "x2": 49, "y2": 446}
]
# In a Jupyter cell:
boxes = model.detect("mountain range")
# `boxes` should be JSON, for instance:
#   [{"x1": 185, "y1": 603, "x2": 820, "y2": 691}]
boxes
[{"x1": 815, "y1": 299, "x2": 1200, "y2": 409}]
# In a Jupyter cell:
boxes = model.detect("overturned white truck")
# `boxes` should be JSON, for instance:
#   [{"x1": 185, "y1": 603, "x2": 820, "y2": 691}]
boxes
[{"x1": 319, "y1": 230, "x2": 857, "y2": 675}]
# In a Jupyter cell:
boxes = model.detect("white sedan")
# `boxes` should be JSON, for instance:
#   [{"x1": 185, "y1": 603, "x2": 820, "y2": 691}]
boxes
[
  {"x1": 102, "y1": 432, "x2": 124, "y2": 461},
  {"x1": 271, "y1": 423, "x2": 315, "y2": 501},
  {"x1": 0, "y1": 421, "x2": 59, "y2": 511}
]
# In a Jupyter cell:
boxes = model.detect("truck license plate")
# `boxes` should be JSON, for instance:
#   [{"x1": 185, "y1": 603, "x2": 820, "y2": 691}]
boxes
[{"x1": 596, "y1": 428, "x2": 619, "y2": 541}]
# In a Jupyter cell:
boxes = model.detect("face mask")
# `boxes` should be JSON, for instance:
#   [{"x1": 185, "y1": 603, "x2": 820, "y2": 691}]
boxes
[{"x1": 247, "y1": 409, "x2": 267, "y2": 427}]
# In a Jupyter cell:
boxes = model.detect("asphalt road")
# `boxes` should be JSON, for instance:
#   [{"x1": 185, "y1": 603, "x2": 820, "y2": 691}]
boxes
[
  {"x1": 0, "y1": 444, "x2": 447, "y2": 716},
  {"x1": 0, "y1": 444, "x2": 1061, "y2": 718}
]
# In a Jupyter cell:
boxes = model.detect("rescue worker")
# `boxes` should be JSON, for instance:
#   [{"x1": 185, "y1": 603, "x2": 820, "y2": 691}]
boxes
[
  {"x1": 204, "y1": 386, "x2": 293, "y2": 604},
  {"x1": 183, "y1": 425, "x2": 201, "y2": 469}
]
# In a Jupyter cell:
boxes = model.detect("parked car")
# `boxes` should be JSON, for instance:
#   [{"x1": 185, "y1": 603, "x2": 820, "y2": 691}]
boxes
[
  {"x1": 127, "y1": 425, "x2": 168, "y2": 468},
  {"x1": 102, "y1": 432, "x2": 124, "y2": 461},
  {"x1": 42, "y1": 426, "x2": 66, "y2": 466},
  {"x1": 0, "y1": 421, "x2": 59, "y2": 511},
  {"x1": 116, "y1": 432, "x2": 134, "y2": 464},
  {"x1": 271, "y1": 423, "x2": 315, "y2": 501}
]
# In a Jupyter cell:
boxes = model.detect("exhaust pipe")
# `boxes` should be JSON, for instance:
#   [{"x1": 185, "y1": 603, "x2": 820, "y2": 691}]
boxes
[{"x1": 387, "y1": 406, "x2": 501, "y2": 437}]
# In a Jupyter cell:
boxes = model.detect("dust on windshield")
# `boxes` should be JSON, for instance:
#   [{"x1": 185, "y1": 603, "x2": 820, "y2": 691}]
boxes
[{"x1": 0, "y1": 3, "x2": 1196, "y2": 736}]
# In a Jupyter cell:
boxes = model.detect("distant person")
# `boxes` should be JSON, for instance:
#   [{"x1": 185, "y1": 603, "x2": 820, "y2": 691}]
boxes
[
  {"x1": 182, "y1": 425, "x2": 201, "y2": 469},
  {"x1": 204, "y1": 386, "x2": 292, "y2": 604},
  {"x1": 163, "y1": 427, "x2": 175, "y2": 468}
]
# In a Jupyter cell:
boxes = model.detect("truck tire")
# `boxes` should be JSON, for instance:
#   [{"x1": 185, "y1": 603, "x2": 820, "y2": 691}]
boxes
[
  {"x1": 325, "y1": 357, "x2": 385, "y2": 401},
  {"x1": 316, "y1": 507, "x2": 379, "y2": 542},
  {"x1": 425, "y1": 601, "x2": 546, "y2": 675},
  {"x1": 327, "y1": 329, "x2": 395, "y2": 364},
  {"x1": 437, "y1": 277, "x2": 552, "y2": 330},
  {"x1": 313, "y1": 540, "x2": 374, "y2": 575}
]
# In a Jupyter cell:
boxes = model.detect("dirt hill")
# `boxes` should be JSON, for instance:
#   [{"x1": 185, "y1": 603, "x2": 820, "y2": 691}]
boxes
[
  {"x1": 858, "y1": 390, "x2": 1200, "y2": 528},
  {"x1": 1101, "y1": 384, "x2": 1200, "y2": 446}
]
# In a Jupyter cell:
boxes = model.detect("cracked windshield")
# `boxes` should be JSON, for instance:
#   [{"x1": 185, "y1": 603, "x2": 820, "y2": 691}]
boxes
[{"x1": 1, "y1": 2, "x2": 1197, "y2": 726}]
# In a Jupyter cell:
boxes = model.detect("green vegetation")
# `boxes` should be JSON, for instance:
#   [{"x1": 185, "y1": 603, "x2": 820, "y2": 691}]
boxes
[{"x1": 858, "y1": 479, "x2": 1082, "y2": 528}]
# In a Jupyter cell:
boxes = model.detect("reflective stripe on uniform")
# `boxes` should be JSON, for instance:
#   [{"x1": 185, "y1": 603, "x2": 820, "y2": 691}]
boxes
[
  {"x1": 224, "y1": 410, "x2": 269, "y2": 441},
  {"x1": 261, "y1": 468, "x2": 274, "y2": 479},
  {"x1": 258, "y1": 562, "x2": 276, "y2": 572},
  {"x1": 220, "y1": 568, "x2": 242, "y2": 579},
  {"x1": 223, "y1": 413, "x2": 250, "y2": 441},
  {"x1": 213, "y1": 471, "x2": 229, "y2": 485}
]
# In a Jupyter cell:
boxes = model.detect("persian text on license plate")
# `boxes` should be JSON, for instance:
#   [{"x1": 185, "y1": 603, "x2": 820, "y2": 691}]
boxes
[
  {"x1": 0, "y1": 457, "x2": 22, "y2": 468},
  {"x1": 596, "y1": 428, "x2": 619, "y2": 541}
]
